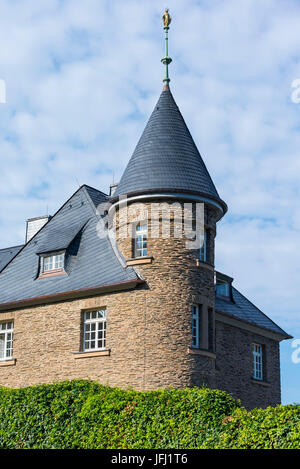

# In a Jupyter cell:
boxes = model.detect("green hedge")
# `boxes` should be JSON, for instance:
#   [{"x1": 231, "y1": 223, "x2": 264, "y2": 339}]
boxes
[
  {"x1": 0, "y1": 380, "x2": 298, "y2": 449},
  {"x1": 204, "y1": 405, "x2": 300, "y2": 449}
]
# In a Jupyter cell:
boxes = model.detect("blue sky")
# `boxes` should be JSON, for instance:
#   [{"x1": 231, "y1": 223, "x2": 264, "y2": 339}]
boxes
[{"x1": 0, "y1": 0, "x2": 299, "y2": 404}]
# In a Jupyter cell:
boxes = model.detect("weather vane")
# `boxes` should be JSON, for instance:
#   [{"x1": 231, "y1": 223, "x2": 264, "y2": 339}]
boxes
[{"x1": 161, "y1": 9, "x2": 172, "y2": 86}]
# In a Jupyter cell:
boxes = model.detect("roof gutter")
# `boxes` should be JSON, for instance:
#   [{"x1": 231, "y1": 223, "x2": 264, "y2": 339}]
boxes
[
  {"x1": 110, "y1": 188, "x2": 228, "y2": 220},
  {"x1": 0, "y1": 279, "x2": 144, "y2": 312}
]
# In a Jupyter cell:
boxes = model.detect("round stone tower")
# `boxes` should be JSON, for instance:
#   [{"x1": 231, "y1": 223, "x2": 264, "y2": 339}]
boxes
[{"x1": 109, "y1": 13, "x2": 227, "y2": 390}]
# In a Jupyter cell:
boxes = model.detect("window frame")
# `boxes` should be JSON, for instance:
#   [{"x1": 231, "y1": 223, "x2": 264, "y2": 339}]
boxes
[
  {"x1": 215, "y1": 282, "x2": 230, "y2": 297},
  {"x1": 40, "y1": 251, "x2": 65, "y2": 274},
  {"x1": 134, "y1": 222, "x2": 148, "y2": 258},
  {"x1": 252, "y1": 343, "x2": 263, "y2": 381},
  {"x1": 0, "y1": 322, "x2": 14, "y2": 361},
  {"x1": 192, "y1": 305, "x2": 200, "y2": 348},
  {"x1": 199, "y1": 229, "x2": 207, "y2": 263},
  {"x1": 83, "y1": 309, "x2": 107, "y2": 352}
]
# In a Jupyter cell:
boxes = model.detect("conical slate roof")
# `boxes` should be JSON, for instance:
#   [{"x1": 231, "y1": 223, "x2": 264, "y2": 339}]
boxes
[{"x1": 113, "y1": 87, "x2": 227, "y2": 214}]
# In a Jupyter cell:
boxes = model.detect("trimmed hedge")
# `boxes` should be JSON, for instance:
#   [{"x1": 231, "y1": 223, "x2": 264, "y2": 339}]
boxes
[
  {"x1": 204, "y1": 405, "x2": 300, "y2": 449},
  {"x1": 0, "y1": 380, "x2": 298, "y2": 449}
]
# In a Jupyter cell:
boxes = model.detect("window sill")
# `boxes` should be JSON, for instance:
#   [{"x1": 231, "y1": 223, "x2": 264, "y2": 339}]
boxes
[
  {"x1": 126, "y1": 257, "x2": 153, "y2": 266},
  {"x1": 73, "y1": 350, "x2": 111, "y2": 359},
  {"x1": 0, "y1": 358, "x2": 16, "y2": 367},
  {"x1": 188, "y1": 348, "x2": 216, "y2": 360},
  {"x1": 251, "y1": 378, "x2": 270, "y2": 387},
  {"x1": 215, "y1": 293, "x2": 232, "y2": 302},
  {"x1": 38, "y1": 269, "x2": 67, "y2": 279}
]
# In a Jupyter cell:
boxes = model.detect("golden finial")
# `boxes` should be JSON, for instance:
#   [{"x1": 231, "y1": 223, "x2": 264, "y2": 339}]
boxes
[
  {"x1": 162, "y1": 8, "x2": 172, "y2": 29},
  {"x1": 161, "y1": 9, "x2": 172, "y2": 86}
]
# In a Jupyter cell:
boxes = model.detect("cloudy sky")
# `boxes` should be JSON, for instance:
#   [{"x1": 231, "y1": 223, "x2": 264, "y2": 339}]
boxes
[{"x1": 0, "y1": 0, "x2": 299, "y2": 403}]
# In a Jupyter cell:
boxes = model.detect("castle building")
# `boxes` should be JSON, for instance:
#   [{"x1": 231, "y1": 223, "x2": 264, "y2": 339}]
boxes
[{"x1": 0, "y1": 12, "x2": 291, "y2": 409}]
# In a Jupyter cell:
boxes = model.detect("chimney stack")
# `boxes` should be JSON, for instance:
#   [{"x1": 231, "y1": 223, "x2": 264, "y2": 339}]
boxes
[
  {"x1": 109, "y1": 183, "x2": 118, "y2": 197},
  {"x1": 26, "y1": 216, "x2": 51, "y2": 243}
]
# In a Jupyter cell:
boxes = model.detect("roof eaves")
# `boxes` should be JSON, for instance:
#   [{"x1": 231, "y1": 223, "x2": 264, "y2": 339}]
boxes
[
  {"x1": 0, "y1": 278, "x2": 145, "y2": 312},
  {"x1": 215, "y1": 308, "x2": 292, "y2": 340},
  {"x1": 111, "y1": 188, "x2": 228, "y2": 214},
  {"x1": 232, "y1": 286, "x2": 291, "y2": 339}
]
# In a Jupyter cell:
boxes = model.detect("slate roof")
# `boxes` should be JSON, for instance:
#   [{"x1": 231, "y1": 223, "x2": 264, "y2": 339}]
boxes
[
  {"x1": 36, "y1": 219, "x2": 89, "y2": 254},
  {"x1": 113, "y1": 87, "x2": 227, "y2": 213},
  {"x1": 215, "y1": 286, "x2": 290, "y2": 338},
  {"x1": 0, "y1": 245, "x2": 23, "y2": 271},
  {"x1": 0, "y1": 185, "x2": 139, "y2": 306}
]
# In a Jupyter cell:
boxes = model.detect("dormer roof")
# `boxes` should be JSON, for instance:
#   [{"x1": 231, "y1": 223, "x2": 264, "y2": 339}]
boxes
[{"x1": 0, "y1": 185, "x2": 140, "y2": 308}]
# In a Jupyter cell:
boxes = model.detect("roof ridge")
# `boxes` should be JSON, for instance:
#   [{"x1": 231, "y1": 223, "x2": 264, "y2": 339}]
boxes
[
  {"x1": 82, "y1": 184, "x2": 109, "y2": 197},
  {"x1": 0, "y1": 244, "x2": 24, "y2": 252}
]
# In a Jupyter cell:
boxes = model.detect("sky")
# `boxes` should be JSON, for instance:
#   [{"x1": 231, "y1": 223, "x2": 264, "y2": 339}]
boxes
[{"x1": 0, "y1": 0, "x2": 299, "y2": 404}]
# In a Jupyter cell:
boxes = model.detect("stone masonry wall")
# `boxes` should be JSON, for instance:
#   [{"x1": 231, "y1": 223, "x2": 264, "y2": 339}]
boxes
[
  {"x1": 215, "y1": 320, "x2": 281, "y2": 409},
  {"x1": 115, "y1": 199, "x2": 218, "y2": 388},
  {"x1": 0, "y1": 198, "x2": 218, "y2": 390},
  {"x1": 0, "y1": 198, "x2": 282, "y2": 410}
]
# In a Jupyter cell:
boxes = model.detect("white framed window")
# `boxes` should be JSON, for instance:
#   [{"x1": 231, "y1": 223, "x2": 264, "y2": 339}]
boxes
[
  {"x1": 200, "y1": 229, "x2": 207, "y2": 262},
  {"x1": 0, "y1": 322, "x2": 14, "y2": 360},
  {"x1": 83, "y1": 309, "x2": 107, "y2": 351},
  {"x1": 253, "y1": 343, "x2": 263, "y2": 380},
  {"x1": 192, "y1": 305, "x2": 200, "y2": 348},
  {"x1": 134, "y1": 223, "x2": 148, "y2": 258},
  {"x1": 41, "y1": 252, "x2": 65, "y2": 273}
]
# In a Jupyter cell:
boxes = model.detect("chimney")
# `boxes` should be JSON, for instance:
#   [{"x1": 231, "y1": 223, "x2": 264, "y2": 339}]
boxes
[
  {"x1": 26, "y1": 216, "x2": 51, "y2": 243},
  {"x1": 109, "y1": 183, "x2": 118, "y2": 197}
]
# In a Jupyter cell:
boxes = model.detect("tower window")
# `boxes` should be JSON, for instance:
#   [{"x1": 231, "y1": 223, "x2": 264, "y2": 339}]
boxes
[
  {"x1": 252, "y1": 343, "x2": 263, "y2": 380},
  {"x1": 192, "y1": 305, "x2": 214, "y2": 351},
  {"x1": 134, "y1": 223, "x2": 148, "y2": 258},
  {"x1": 208, "y1": 307, "x2": 214, "y2": 352},
  {"x1": 192, "y1": 305, "x2": 201, "y2": 348},
  {"x1": 83, "y1": 309, "x2": 107, "y2": 351},
  {"x1": 200, "y1": 229, "x2": 207, "y2": 263},
  {"x1": 0, "y1": 322, "x2": 14, "y2": 360}
]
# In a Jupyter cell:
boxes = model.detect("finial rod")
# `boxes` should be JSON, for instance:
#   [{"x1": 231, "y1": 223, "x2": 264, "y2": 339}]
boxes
[{"x1": 161, "y1": 9, "x2": 172, "y2": 85}]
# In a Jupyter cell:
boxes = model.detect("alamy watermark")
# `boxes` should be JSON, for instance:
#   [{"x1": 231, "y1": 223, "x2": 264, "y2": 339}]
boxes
[
  {"x1": 291, "y1": 339, "x2": 300, "y2": 364},
  {"x1": 0, "y1": 79, "x2": 6, "y2": 104},
  {"x1": 95, "y1": 196, "x2": 206, "y2": 251}
]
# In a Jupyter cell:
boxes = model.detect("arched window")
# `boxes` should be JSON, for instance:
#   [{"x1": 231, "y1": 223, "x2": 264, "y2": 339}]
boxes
[{"x1": 134, "y1": 223, "x2": 148, "y2": 258}]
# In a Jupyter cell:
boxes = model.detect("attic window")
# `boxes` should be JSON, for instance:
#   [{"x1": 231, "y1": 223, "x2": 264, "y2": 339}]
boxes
[
  {"x1": 215, "y1": 283, "x2": 230, "y2": 297},
  {"x1": 39, "y1": 251, "x2": 65, "y2": 276}
]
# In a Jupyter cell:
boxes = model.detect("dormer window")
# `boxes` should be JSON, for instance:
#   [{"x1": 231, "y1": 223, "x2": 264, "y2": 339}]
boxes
[
  {"x1": 215, "y1": 283, "x2": 230, "y2": 297},
  {"x1": 134, "y1": 223, "x2": 148, "y2": 258},
  {"x1": 39, "y1": 251, "x2": 65, "y2": 277},
  {"x1": 215, "y1": 272, "x2": 234, "y2": 301},
  {"x1": 42, "y1": 253, "x2": 64, "y2": 272}
]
